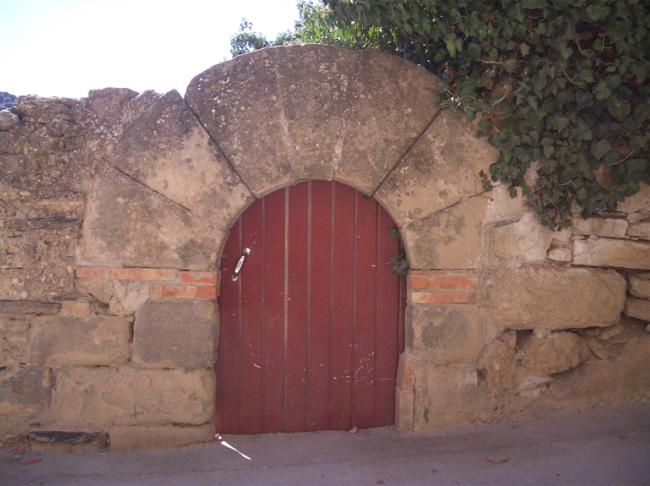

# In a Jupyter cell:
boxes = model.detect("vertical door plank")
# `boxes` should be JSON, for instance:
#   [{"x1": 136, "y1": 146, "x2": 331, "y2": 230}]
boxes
[
  {"x1": 352, "y1": 193, "x2": 379, "y2": 428},
  {"x1": 374, "y1": 208, "x2": 400, "y2": 426},
  {"x1": 286, "y1": 183, "x2": 309, "y2": 432},
  {"x1": 329, "y1": 182, "x2": 355, "y2": 430},
  {"x1": 215, "y1": 219, "x2": 243, "y2": 433},
  {"x1": 239, "y1": 199, "x2": 265, "y2": 434},
  {"x1": 306, "y1": 181, "x2": 332, "y2": 431},
  {"x1": 261, "y1": 190, "x2": 286, "y2": 433}
]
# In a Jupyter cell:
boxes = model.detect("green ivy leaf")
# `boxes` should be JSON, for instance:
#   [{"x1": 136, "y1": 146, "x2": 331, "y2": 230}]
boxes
[
  {"x1": 607, "y1": 97, "x2": 631, "y2": 121},
  {"x1": 591, "y1": 140, "x2": 613, "y2": 160},
  {"x1": 593, "y1": 81, "x2": 611, "y2": 100},
  {"x1": 585, "y1": 5, "x2": 610, "y2": 22}
]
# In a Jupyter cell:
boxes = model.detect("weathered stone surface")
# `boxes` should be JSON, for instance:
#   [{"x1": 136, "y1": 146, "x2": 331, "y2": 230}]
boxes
[
  {"x1": 572, "y1": 217, "x2": 628, "y2": 238},
  {"x1": 517, "y1": 332, "x2": 590, "y2": 377},
  {"x1": 133, "y1": 301, "x2": 216, "y2": 369},
  {"x1": 488, "y1": 267, "x2": 626, "y2": 330},
  {"x1": 482, "y1": 185, "x2": 527, "y2": 226},
  {"x1": 412, "y1": 358, "x2": 479, "y2": 430},
  {"x1": 624, "y1": 298, "x2": 650, "y2": 322},
  {"x1": 395, "y1": 353, "x2": 416, "y2": 432},
  {"x1": 6, "y1": 97, "x2": 101, "y2": 198},
  {"x1": 403, "y1": 196, "x2": 487, "y2": 270},
  {"x1": 187, "y1": 45, "x2": 440, "y2": 196},
  {"x1": 542, "y1": 337, "x2": 650, "y2": 406},
  {"x1": 0, "y1": 315, "x2": 29, "y2": 366},
  {"x1": 0, "y1": 227, "x2": 79, "y2": 300},
  {"x1": 112, "y1": 90, "x2": 252, "y2": 231},
  {"x1": 628, "y1": 222, "x2": 650, "y2": 240},
  {"x1": 618, "y1": 182, "x2": 650, "y2": 223},
  {"x1": 0, "y1": 367, "x2": 50, "y2": 416},
  {"x1": 477, "y1": 331, "x2": 517, "y2": 393},
  {"x1": 0, "y1": 110, "x2": 19, "y2": 131},
  {"x1": 406, "y1": 304, "x2": 488, "y2": 364},
  {"x1": 573, "y1": 238, "x2": 650, "y2": 270},
  {"x1": 29, "y1": 314, "x2": 130, "y2": 366},
  {"x1": 376, "y1": 110, "x2": 498, "y2": 226},
  {"x1": 0, "y1": 300, "x2": 61, "y2": 315},
  {"x1": 77, "y1": 277, "x2": 150, "y2": 317},
  {"x1": 488, "y1": 212, "x2": 571, "y2": 267},
  {"x1": 85, "y1": 88, "x2": 138, "y2": 127},
  {"x1": 629, "y1": 274, "x2": 650, "y2": 299},
  {"x1": 49, "y1": 367, "x2": 215, "y2": 427},
  {"x1": 547, "y1": 246, "x2": 572, "y2": 262},
  {"x1": 109, "y1": 424, "x2": 214, "y2": 451},
  {"x1": 79, "y1": 167, "x2": 222, "y2": 270},
  {"x1": 1, "y1": 194, "x2": 84, "y2": 300},
  {"x1": 335, "y1": 48, "x2": 440, "y2": 193}
]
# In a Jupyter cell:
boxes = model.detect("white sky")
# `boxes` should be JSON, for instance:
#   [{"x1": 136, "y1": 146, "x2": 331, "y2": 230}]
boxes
[{"x1": 0, "y1": 0, "x2": 300, "y2": 98}]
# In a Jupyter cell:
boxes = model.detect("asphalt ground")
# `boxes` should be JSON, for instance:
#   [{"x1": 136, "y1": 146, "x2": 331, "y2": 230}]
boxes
[{"x1": 2, "y1": 403, "x2": 649, "y2": 485}]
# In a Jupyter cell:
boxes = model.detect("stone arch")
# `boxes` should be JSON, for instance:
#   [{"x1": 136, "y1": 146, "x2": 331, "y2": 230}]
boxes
[
  {"x1": 77, "y1": 45, "x2": 624, "y2": 436},
  {"x1": 75, "y1": 45, "x2": 527, "y2": 435}
]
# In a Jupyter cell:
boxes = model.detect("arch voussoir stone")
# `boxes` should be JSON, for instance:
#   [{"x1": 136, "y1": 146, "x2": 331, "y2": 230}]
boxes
[{"x1": 186, "y1": 45, "x2": 441, "y2": 197}]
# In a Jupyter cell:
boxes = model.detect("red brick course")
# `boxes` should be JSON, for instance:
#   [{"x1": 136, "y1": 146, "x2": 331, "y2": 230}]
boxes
[
  {"x1": 408, "y1": 271, "x2": 477, "y2": 304},
  {"x1": 75, "y1": 266, "x2": 220, "y2": 301}
]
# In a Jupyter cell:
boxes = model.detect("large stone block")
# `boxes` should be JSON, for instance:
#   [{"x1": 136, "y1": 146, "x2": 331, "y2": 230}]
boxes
[
  {"x1": 186, "y1": 45, "x2": 440, "y2": 196},
  {"x1": 403, "y1": 196, "x2": 487, "y2": 270},
  {"x1": 0, "y1": 366, "x2": 50, "y2": 416},
  {"x1": 29, "y1": 314, "x2": 130, "y2": 366},
  {"x1": 629, "y1": 274, "x2": 650, "y2": 299},
  {"x1": 516, "y1": 332, "x2": 590, "y2": 378},
  {"x1": 335, "y1": 48, "x2": 441, "y2": 194},
  {"x1": 573, "y1": 238, "x2": 650, "y2": 270},
  {"x1": 85, "y1": 87, "x2": 138, "y2": 127},
  {"x1": 109, "y1": 424, "x2": 214, "y2": 451},
  {"x1": 406, "y1": 304, "x2": 488, "y2": 364},
  {"x1": 49, "y1": 367, "x2": 215, "y2": 427},
  {"x1": 112, "y1": 90, "x2": 252, "y2": 231},
  {"x1": 375, "y1": 110, "x2": 498, "y2": 226},
  {"x1": 412, "y1": 358, "x2": 480, "y2": 430},
  {"x1": 628, "y1": 222, "x2": 650, "y2": 240},
  {"x1": 624, "y1": 298, "x2": 650, "y2": 322},
  {"x1": 572, "y1": 217, "x2": 628, "y2": 238},
  {"x1": 79, "y1": 167, "x2": 223, "y2": 270},
  {"x1": 133, "y1": 301, "x2": 217, "y2": 369},
  {"x1": 487, "y1": 212, "x2": 571, "y2": 268},
  {"x1": 482, "y1": 185, "x2": 527, "y2": 226},
  {"x1": 0, "y1": 224, "x2": 79, "y2": 300},
  {"x1": 0, "y1": 315, "x2": 29, "y2": 366},
  {"x1": 541, "y1": 337, "x2": 650, "y2": 406},
  {"x1": 487, "y1": 267, "x2": 626, "y2": 330}
]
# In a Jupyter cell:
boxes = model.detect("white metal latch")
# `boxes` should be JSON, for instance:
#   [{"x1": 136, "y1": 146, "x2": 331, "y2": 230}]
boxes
[{"x1": 231, "y1": 248, "x2": 251, "y2": 282}]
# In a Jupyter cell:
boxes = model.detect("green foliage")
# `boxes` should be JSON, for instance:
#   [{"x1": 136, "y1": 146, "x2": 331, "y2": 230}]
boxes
[
  {"x1": 298, "y1": 0, "x2": 650, "y2": 228},
  {"x1": 230, "y1": 19, "x2": 297, "y2": 57}
]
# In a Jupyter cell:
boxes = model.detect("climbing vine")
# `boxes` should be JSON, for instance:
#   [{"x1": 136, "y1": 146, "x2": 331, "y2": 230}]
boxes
[{"x1": 296, "y1": 0, "x2": 650, "y2": 228}]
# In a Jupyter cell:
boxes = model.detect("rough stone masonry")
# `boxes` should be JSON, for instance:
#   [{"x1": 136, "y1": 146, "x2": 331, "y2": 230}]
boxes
[{"x1": 1, "y1": 45, "x2": 649, "y2": 451}]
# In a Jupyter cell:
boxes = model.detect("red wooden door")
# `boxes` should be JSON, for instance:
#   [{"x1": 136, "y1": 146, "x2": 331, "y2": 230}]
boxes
[{"x1": 216, "y1": 181, "x2": 405, "y2": 434}]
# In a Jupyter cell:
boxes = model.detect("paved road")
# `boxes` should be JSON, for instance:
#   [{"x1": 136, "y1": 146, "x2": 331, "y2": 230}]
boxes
[{"x1": 2, "y1": 404, "x2": 649, "y2": 485}]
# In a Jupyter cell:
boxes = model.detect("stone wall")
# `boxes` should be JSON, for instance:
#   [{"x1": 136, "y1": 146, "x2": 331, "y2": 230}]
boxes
[
  {"x1": 1, "y1": 45, "x2": 649, "y2": 450},
  {"x1": 397, "y1": 184, "x2": 650, "y2": 431}
]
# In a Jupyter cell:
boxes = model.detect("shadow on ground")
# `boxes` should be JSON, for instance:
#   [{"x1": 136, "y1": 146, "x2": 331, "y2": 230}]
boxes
[{"x1": 2, "y1": 404, "x2": 649, "y2": 485}]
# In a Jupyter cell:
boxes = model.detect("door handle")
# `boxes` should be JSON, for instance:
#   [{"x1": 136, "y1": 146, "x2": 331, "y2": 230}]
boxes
[{"x1": 232, "y1": 248, "x2": 251, "y2": 282}]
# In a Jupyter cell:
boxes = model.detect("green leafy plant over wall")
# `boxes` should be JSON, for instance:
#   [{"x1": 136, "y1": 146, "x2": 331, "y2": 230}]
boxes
[{"x1": 297, "y1": 0, "x2": 650, "y2": 228}]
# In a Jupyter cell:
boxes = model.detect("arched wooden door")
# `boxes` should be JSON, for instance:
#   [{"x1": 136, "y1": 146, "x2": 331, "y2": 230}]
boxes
[{"x1": 216, "y1": 180, "x2": 405, "y2": 434}]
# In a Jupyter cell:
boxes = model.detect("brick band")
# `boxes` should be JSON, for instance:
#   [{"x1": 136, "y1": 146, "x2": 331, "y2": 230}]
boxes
[
  {"x1": 408, "y1": 271, "x2": 477, "y2": 304},
  {"x1": 76, "y1": 266, "x2": 220, "y2": 301}
]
